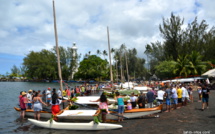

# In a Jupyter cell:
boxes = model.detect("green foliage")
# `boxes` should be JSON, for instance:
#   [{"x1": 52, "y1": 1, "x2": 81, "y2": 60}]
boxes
[
  {"x1": 70, "y1": 97, "x2": 78, "y2": 102},
  {"x1": 69, "y1": 105, "x2": 79, "y2": 110},
  {"x1": 118, "y1": 90, "x2": 140, "y2": 96},
  {"x1": 146, "y1": 13, "x2": 215, "y2": 79},
  {"x1": 23, "y1": 50, "x2": 58, "y2": 80},
  {"x1": 75, "y1": 55, "x2": 108, "y2": 80},
  {"x1": 155, "y1": 60, "x2": 176, "y2": 79}
]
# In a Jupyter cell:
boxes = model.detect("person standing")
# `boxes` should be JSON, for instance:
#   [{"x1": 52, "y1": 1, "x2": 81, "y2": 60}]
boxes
[
  {"x1": 91, "y1": 92, "x2": 109, "y2": 123},
  {"x1": 146, "y1": 89, "x2": 154, "y2": 108},
  {"x1": 171, "y1": 85, "x2": 178, "y2": 109},
  {"x1": 115, "y1": 92, "x2": 124, "y2": 122},
  {"x1": 157, "y1": 87, "x2": 165, "y2": 106},
  {"x1": 181, "y1": 85, "x2": 187, "y2": 106},
  {"x1": 46, "y1": 87, "x2": 52, "y2": 105},
  {"x1": 26, "y1": 89, "x2": 33, "y2": 109},
  {"x1": 201, "y1": 84, "x2": 210, "y2": 111},
  {"x1": 137, "y1": 92, "x2": 146, "y2": 108},
  {"x1": 130, "y1": 93, "x2": 137, "y2": 109},
  {"x1": 50, "y1": 90, "x2": 62, "y2": 120},
  {"x1": 19, "y1": 92, "x2": 27, "y2": 119},
  {"x1": 177, "y1": 85, "x2": 182, "y2": 108},
  {"x1": 32, "y1": 92, "x2": 47, "y2": 120},
  {"x1": 57, "y1": 88, "x2": 62, "y2": 98},
  {"x1": 81, "y1": 85, "x2": 85, "y2": 96},
  {"x1": 188, "y1": 85, "x2": 193, "y2": 103},
  {"x1": 66, "y1": 87, "x2": 71, "y2": 98},
  {"x1": 197, "y1": 86, "x2": 202, "y2": 102},
  {"x1": 165, "y1": 86, "x2": 172, "y2": 112}
]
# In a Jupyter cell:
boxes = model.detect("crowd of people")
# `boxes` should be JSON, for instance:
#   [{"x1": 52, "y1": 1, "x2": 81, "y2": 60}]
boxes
[
  {"x1": 18, "y1": 82, "x2": 210, "y2": 122},
  {"x1": 18, "y1": 87, "x2": 65, "y2": 120},
  {"x1": 18, "y1": 83, "x2": 103, "y2": 120}
]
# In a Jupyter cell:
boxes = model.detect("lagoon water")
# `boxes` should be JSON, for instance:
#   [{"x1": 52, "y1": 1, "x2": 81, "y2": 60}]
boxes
[{"x1": 0, "y1": 82, "x2": 104, "y2": 134}]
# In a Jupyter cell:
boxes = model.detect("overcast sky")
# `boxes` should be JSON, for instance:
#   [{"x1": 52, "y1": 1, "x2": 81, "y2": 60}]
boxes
[{"x1": 0, "y1": 0, "x2": 214, "y2": 75}]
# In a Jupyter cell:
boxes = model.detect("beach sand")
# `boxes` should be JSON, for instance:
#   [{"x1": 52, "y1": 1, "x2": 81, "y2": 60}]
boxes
[{"x1": 103, "y1": 90, "x2": 215, "y2": 134}]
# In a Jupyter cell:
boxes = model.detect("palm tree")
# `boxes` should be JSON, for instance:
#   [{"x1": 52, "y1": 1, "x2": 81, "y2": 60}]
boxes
[
  {"x1": 97, "y1": 50, "x2": 101, "y2": 57},
  {"x1": 188, "y1": 51, "x2": 207, "y2": 75},
  {"x1": 173, "y1": 55, "x2": 189, "y2": 77},
  {"x1": 102, "y1": 50, "x2": 108, "y2": 59}
]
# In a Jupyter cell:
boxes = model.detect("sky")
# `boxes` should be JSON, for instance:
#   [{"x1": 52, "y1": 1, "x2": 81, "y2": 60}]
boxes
[{"x1": 0, "y1": 0, "x2": 215, "y2": 75}]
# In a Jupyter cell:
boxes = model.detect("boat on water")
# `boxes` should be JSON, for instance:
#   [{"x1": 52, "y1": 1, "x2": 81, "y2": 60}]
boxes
[
  {"x1": 28, "y1": 118, "x2": 122, "y2": 130},
  {"x1": 15, "y1": 104, "x2": 162, "y2": 121},
  {"x1": 57, "y1": 104, "x2": 162, "y2": 120}
]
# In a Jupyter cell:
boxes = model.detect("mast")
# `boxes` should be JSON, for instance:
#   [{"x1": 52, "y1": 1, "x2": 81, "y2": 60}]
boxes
[
  {"x1": 52, "y1": 0, "x2": 63, "y2": 96},
  {"x1": 124, "y1": 47, "x2": 130, "y2": 89},
  {"x1": 107, "y1": 26, "x2": 113, "y2": 90}
]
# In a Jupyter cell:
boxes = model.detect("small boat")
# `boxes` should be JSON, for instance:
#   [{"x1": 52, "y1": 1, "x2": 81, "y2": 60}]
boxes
[
  {"x1": 15, "y1": 104, "x2": 162, "y2": 121},
  {"x1": 28, "y1": 118, "x2": 122, "y2": 130},
  {"x1": 107, "y1": 104, "x2": 162, "y2": 119},
  {"x1": 57, "y1": 104, "x2": 162, "y2": 120}
]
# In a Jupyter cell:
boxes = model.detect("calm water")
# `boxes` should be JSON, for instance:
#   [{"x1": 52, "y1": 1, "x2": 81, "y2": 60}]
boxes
[{"x1": 0, "y1": 82, "x2": 104, "y2": 134}]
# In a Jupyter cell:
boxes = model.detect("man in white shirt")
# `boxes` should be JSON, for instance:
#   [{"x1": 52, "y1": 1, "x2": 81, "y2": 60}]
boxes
[
  {"x1": 26, "y1": 89, "x2": 33, "y2": 109},
  {"x1": 181, "y1": 85, "x2": 187, "y2": 106},
  {"x1": 157, "y1": 87, "x2": 165, "y2": 106},
  {"x1": 57, "y1": 88, "x2": 62, "y2": 98},
  {"x1": 171, "y1": 85, "x2": 178, "y2": 109},
  {"x1": 46, "y1": 87, "x2": 52, "y2": 104}
]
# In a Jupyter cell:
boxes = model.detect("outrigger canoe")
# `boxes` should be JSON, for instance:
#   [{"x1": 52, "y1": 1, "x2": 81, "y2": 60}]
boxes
[
  {"x1": 14, "y1": 107, "x2": 52, "y2": 118},
  {"x1": 15, "y1": 104, "x2": 162, "y2": 120},
  {"x1": 28, "y1": 118, "x2": 122, "y2": 130},
  {"x1": 57, "y1": 104, "x2": 163, "y2": 120}
]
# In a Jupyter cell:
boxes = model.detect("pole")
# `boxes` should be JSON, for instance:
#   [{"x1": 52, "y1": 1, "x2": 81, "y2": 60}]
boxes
[
  {"x1": 52, "y1": 0, "x2": 64, "y2": 107},
  {"x1": 124, "y1": 47, "x2": 130, "y2": 89},
  {"x1": 107, "y1": 26, "x2": 113, "y2": 90}
]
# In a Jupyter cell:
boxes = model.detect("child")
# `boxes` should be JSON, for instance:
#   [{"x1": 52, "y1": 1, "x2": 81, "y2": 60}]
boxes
[{"x1": 127, "y1": 100, "x2": 132, "y2": 110}]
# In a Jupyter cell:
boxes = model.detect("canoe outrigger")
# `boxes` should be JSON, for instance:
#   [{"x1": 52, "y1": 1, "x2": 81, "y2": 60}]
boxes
[{"x1": 28, "y1": 118, "x2": 122, "y2": 130}]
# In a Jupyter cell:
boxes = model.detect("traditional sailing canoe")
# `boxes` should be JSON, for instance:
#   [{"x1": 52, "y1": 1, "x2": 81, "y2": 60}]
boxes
[
  {"x1": 15, "y1": 104, "x2": 162, "y2": 120},
  {"x1": 28, "y1": 118, "x2": 122, "y2": 130},
  {"x1": 57, "y1": 104, "x2": 162, "y2": 120}
]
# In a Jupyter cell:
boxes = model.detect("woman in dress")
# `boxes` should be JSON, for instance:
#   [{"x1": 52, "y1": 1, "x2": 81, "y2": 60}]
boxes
[
  {"x1": 32, "y1": 92, "x2": 47, "y2": 120},
  {"x1": 91, "y1": 92, "x2": 109, "y2": 123}
]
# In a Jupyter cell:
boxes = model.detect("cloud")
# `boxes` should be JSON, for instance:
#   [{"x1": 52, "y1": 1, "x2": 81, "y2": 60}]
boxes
[{"x1": 0, "y1": 0, "x2": 215, "y2": 74}]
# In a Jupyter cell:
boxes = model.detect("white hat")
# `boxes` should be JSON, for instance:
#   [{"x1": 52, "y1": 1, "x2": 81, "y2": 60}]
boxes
[{"x1": 127, "y1": 100, "x2": 130, "y2": 103}]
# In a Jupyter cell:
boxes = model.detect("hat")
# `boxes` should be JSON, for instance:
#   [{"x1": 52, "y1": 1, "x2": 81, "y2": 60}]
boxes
[
  {"x1": 22, "y1": 92, "x2": 27, "y2": 96},
  {"x1": 48, "y1": 87, "x2": 51, "y2": 90},
  {"x1": 127, "y1": 100, "x2": 131, "y2": 103},
  {"x1": 28, "y1": 89, "x2": 32, "y2": 92}
]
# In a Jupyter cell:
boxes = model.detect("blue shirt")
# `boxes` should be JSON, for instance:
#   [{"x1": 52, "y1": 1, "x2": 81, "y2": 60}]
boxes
[
  {"x1": 117, "y1": 97, "x2": 124, "y2": 106},
  {"x1": 147, "y1": 91, "x2": 154, "y2": 103}
]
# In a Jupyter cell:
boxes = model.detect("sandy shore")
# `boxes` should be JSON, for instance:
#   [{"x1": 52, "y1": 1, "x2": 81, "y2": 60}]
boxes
[{"x1": 101, "y1": 90, "x2": 215, "y2": 134}]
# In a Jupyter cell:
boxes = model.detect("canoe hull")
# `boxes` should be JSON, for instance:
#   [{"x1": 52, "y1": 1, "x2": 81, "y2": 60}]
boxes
[{"x1": 28, "y1": 119, "x2": 122, "y2": 130}]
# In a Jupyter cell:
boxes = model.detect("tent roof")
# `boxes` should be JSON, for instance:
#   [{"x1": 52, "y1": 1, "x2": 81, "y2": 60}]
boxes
[{"x1": 202, "y1": 69, "x2": 215, "y2": 77}]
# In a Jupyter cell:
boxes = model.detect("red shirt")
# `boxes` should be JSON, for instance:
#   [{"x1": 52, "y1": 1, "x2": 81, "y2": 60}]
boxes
[{"x1": 20, "y1": 96, "x2": 27, "y2": 109}]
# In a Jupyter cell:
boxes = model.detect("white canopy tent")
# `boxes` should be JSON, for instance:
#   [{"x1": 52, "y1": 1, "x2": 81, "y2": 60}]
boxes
[
  {"x1": 162, "y1": 77, "x2": 205, "y2": 83},
  {"x1": 202, "y1": 69, "x2": 215, "y2": 77}
]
